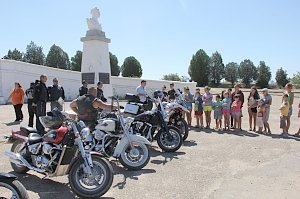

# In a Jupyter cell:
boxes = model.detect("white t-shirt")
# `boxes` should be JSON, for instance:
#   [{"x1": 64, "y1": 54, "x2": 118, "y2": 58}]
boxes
[{"x1": 136, "y1": 85, "x2": 147, "y2": 102}]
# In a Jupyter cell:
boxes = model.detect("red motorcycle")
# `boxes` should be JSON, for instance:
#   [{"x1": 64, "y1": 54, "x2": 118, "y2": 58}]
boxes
[{"x1": 5, "y1": 109, "x2": 114, "y2": 199}]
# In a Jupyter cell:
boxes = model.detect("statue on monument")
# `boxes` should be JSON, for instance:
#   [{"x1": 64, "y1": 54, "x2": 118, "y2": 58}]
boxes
[{"x1": 87, "y1": 7, "x2": 102, "y2": 31}]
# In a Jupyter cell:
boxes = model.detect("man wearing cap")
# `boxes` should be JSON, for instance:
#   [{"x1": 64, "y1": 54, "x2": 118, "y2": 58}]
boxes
[
  {"x1": 136, "y1": 80, "x2": 147, "y2": 103},
  {"x1": 261, "y1": 88, "x2": 272, "y2": 133},
  {"x1": 79, "y1": 80, "x2": 88, "y2": 96},
  {"x1": 231, "y1": 84, "x2": 244, "y2": 129},
  {"x1": 48, "y1": 78, "x2": 65, "y2": 111},
  {"x1": 168, "y1": 83, "x2": 176, "y2": 101}
]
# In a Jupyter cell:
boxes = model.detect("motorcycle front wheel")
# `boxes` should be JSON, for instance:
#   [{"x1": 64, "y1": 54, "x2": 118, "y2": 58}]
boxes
[
  {"x1": 0, "y1": 178, "x2": 29, "y2": 199},
  {"x1": 119, "y1": 142, "x2": 150, "y2": 170},
  {"x1": 69, "y1": 155, "x2": 113, "y2": 199},
  {"x1": 157, "y1": 126, "x2": 183, "y2": 152}
]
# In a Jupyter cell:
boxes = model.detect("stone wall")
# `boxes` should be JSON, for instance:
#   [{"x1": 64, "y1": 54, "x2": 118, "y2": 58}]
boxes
[{"x1": 0, "y1": 59, "x2": 196, "y2": 104}]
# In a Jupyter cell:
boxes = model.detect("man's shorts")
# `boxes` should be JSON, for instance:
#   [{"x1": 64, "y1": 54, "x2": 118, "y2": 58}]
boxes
[{"x1": 203, "y1": 106, "x2": 212, "y2": 112}]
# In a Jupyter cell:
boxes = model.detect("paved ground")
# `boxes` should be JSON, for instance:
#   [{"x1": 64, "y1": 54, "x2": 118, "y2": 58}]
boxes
[{"x1": 0, "y1": 93, "x2": 299, "y2": 199}]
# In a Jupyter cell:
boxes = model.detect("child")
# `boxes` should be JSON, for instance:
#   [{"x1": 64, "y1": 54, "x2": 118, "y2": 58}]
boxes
[
  {"x1": 284, "y1": 83, "x2": 294, "y2": 133},
  {"x1": 295, "y1": 103, "x2": 300, "y2": 136},
  {"x1": 183, "y1": 87, "x2": 193, "y2": 126},
  {"x1": 222, "y1": 91, "x2": 231, "y2": 131},
  {"x1": 279, "y1": 94, "x2": 290, "y2": 136},
  {"x1": 194, "y1": 91, "x2": 203, "y2": 128},
  {"x1": 231, "y1": 94, "x2": 242, "y2": 129},
  {"x1": 213, "y1": 95, "x2": 223, "y2": 130},
  {"x1": 256, "y1": 102, "x2": 265, "y2": 133},
  {"x1": 202, "y1": 86, "x2": 213, "y2": 128}
]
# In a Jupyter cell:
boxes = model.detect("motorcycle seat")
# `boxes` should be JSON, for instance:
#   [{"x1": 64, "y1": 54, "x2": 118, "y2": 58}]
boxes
[
  {"x1": 20, "y1": 127, "x2": 38, "y2": 134},
  {"x1": 28, "y1": 133, "x2": 43, "y2": 144}
]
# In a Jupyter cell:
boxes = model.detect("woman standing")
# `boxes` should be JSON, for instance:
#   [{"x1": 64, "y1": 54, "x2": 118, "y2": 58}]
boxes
[
  {"x1": 183, "y1": 87, "x2": 193, "y2": 126},
  {"x1": 247, "y1": 86, "x2": 260, "y2": 131},
  {"x1": 202, "y1": 86, "x2": 213, "y2": 129},
  {"x1": 8, "y1": 82, "x2": 25, "y2": 122}
]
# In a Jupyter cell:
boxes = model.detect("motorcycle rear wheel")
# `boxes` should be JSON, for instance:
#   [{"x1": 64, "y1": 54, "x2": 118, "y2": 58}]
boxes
[
  {"x1": 69, "y1": 155, "x2": 113, "y2": 199},
  {"x1": 119, "y1": 142, "x2": 150, "y2": 170},
  {"x1": 0, "y1": 178, "x2": 29, "y2": 199},
  {"x1": 176, "y1": 119, "x2": 189, "y2": 141},
  {"x1": 157, "y1": 126, "x2": 183, "y2": 152},
  {"x1": 10, "y1": 140, "x2": 29, "y2": 174}
]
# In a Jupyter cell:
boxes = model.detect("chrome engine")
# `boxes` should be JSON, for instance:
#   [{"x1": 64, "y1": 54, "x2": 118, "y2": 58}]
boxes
[
  {"x1": 32, "y1": 155, "x2": 49, "y2": 169},
  {"x1": 28, "y1": 142, "x2": 61, "y2": 170}
]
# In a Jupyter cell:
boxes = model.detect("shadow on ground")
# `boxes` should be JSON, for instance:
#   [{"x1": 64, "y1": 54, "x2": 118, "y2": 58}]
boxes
[
  {"x1": 111, "y1": 161, "x2": 156, "y2": 190},
  {"x1": 149, "y1": 147, "x2": 186, "y2": 166},
  {"x1": 11, "y1": 172, "x2": 114, "y2": 199},
  {"x1": 2, "y1": 121, "x2": 21, "y2": 126}
]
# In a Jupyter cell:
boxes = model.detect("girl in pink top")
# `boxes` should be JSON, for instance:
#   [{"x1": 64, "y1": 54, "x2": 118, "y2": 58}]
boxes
[{"x1": 231, "y1": 95, "x2": 242, "y2": 129}]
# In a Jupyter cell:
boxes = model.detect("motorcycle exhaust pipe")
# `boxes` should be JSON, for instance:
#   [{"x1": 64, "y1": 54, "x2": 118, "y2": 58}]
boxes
[{"x1": 5, "y1": 151, "x2": 45, "y2": 173}]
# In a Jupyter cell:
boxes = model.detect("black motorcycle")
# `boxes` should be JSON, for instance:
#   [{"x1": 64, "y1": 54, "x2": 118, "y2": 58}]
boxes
[
  {"x1": 127, "y1": 91, "x2": 183, "y2": 152},
  {"x1": 0, "y1": 172, "x2": 29, "y2": 199}
]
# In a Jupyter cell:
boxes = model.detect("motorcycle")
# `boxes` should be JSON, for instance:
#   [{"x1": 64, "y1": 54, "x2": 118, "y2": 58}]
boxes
[
  {"x1": 162, "y1": 89, "x2": 190, "y2": 141},
  {"x1": 0, "y1": 172, "x2": 29, "y2": 199},
  {"x1": 5, "y1": 109, "x2": 113, "y2": 199},
  {"x1": 128, "y1": 91, "x2": 183, "y2": 152},
  {"x1": 91, "y1": 97, "x2": 151, "y2": 170}
]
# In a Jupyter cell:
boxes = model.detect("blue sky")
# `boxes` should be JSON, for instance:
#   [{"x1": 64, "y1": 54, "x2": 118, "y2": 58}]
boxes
[{"x1": 1, "y1": 0, "x2": 299, "y2": 80}]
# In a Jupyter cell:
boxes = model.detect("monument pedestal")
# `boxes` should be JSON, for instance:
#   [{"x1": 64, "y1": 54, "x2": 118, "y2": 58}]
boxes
[{"x1": 80, "y1": 29, "x2": 113, "y2": 99}]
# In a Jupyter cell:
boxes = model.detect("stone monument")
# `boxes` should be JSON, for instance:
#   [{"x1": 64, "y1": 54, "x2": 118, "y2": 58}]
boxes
[{"x1": 80, "y1": 7, "x2": 113, "y2": 98}]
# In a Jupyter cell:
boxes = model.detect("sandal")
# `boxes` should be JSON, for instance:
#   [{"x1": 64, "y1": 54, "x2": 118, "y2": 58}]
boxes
[{"x1": 294, "y1": 133, "x2": 300, "y2": 137}]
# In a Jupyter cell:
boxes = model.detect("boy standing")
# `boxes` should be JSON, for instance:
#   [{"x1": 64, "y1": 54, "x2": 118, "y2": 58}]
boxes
[
  {"x1": 279, "y1": 94, "x2": 290, "y2": 136},
  {"x1": 213, "y1": 95, "x2": 223, "y2": 130}
]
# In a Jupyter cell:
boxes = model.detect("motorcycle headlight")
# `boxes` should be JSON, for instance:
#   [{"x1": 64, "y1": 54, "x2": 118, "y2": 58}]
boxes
[{"x1": 80, "y1": 127, "x2": 93, "y2": 142}]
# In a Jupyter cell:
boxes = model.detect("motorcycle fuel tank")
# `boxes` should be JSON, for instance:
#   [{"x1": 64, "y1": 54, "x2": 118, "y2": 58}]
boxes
[{"x1": 95, "y1": 119, "x2": 116, "y2": 132}]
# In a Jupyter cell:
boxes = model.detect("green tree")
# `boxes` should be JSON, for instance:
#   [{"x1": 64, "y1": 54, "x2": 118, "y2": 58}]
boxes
[
  {"x1": 23, "y1": 41, "x2": 45, "y2": 65},
  {"x1": 162, "y1": 73, "x2": 181, "y2": 81},
  {"x1": 209, "y1": 51, "x2": 224, "y2": 86},
  {"x1": 109, "y1": 52, "x2": 120, "y2": 76},
  {"x1": 291, "y1": 71, "x2": 300, "y2": 85},
  {"x1": 121, "y1": 56, "x2": 142, "y2": 77},
  {"x1": 224, "y1": 62, "x2": 239, "y2": 87},
  {"x1": 256, "y1": 61, "x2": 271, "y2": 88},
  {"x1": 2, "y1": 48, "x2": 23, "y2": 61},
  {"x1": 238, "y1": 59, "x2": 257, "y2": 88},
  {"x1": 45, "y1": 44, "x2": 70, "y2": 69},
  {"x1": 188, "y1": 49, "x2": 210, "y2": 86},
  {"x1": 275, "y1": 67, "x2": 289, "y2": 88},
  {"x1": 70, "y1": 50, "x2": 82, "y2": 71}
]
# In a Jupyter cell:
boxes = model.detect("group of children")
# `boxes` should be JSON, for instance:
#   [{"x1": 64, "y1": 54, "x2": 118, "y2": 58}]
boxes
[{"x1": 181, "y1": 83, "x2": 300, "y2": 136}]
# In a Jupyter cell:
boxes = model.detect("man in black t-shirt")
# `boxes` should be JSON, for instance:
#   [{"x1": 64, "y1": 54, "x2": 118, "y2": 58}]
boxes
[
  {"x1": 167, "y1": 83, "x2": 176, "y2": 101},
  {"x1": 79, "y1": 80, "x2": 88, "y2": 96}
]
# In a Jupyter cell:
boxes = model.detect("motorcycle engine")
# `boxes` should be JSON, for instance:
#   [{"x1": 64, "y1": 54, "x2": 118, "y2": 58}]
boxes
[
  {"x1": 32, "y1": 155, "x2": 49, "y2": 169},
  {"x1": 133, "y1": 122, "x2": 152, "y2": 137},
  {"x1": 28, "y1": 143, "x2": 42, "y2": 154}
]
